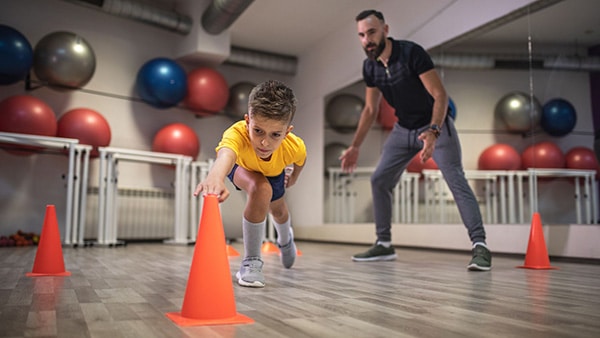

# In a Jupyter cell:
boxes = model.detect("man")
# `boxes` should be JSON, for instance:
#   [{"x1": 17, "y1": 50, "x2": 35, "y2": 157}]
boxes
[{"x1": 339, "y1": 9, "x2": 491, "y2": 271}]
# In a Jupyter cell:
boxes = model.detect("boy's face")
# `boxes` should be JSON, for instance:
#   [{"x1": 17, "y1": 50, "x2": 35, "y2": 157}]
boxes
[{"x1": 245, "y1": 113, "x2": 293, "y2": 160}]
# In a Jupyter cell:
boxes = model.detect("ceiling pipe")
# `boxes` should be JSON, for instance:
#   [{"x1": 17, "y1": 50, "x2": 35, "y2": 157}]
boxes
[
  {"x1": 432, "y1": 54, "x2": 600, "y2": 72},
  {"x1": 226, "y1": 46, "x2": 298, "y2": 75},
  {"x1": 64, "y1": 0, "x2": 192, "y2": 35},
  {"x1": 201, "y1": 0, "x2": 254, "y2": 35}
]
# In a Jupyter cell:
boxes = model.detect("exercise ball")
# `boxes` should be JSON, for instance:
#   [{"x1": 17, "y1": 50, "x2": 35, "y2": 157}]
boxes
[
  {"x1": 0, "y1": 95, "x2": 56, "y2": 155},
  {"x1": 521, "y1": 141, "x2": 565, "y2": 169},
  {"x1": 324, "y1": 142, "x2": 348, "y2": 175},
  {"x1": 406, "y1": 151, "x2": 437, "y2": 177},
  {"x1": 377, "y1": 97, "x2": 397, "y2": 130},
  {"x1": 565, "y1": 146, "x2": 599, "y2": 175},
  {"x1": 185, "y1": 67, "x2": 229, "y2": 116},
  {"x1": 0, "y1": 25, "x2": 33, "y2": 85},
  {"x1": 495, "y1": 91, "x2": 541, "y2": 133},
  {"x1": 135, "y1": 58, "x2": 187, "y2": 109},
  {"x1": 541, "y1": 98, "x2": 577, "y2": 137},
  {"x1": 33, "y1": 31, "x2": 96, "y2": 89},
  {"x1": 448, "y1": 97, "x2": 457, "y2": 120},
  {"x1": 226, "y1": 81, "x2": 255, "y2": 120},
  {"x1": 152, "y1": 123, "x2": 200, "y2": 160},
  {"x1": 478, "y1": 143, "x2": 521, "y2": 170},
  {"x1": 326, "y1": 94, "x2": 363, "y2": 133},
  {"x1": 57, "y1": 108, "x2": 111, "y2": 157}
]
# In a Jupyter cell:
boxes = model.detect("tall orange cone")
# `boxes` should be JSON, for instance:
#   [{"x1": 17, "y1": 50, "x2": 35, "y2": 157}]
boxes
[
  {"x1": 517, "y1": 212, "x2": 558, "y2": 270},
  {"x1": 26, "y1": 205, "x2": 71, "y2": 277},
  {"x1": 166, "y1": 195, "x2": 253, "y2": 326}
]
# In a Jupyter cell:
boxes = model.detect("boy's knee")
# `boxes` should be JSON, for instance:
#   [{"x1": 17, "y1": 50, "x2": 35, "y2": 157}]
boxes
[{"x1": 247, "y1": 179, "x2": 273, "y2": 201}]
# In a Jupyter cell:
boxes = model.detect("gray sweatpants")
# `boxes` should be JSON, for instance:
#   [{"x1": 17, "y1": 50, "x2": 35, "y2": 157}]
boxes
[{"x1": 371, "y1": 118, "x2": 486, "y2": 244}]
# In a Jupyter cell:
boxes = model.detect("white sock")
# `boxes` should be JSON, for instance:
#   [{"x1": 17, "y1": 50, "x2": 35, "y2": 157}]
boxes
[
  {"x1": 377, "y1": 241, "x2": 391, "y2": 248},
  {"x1": 473, "y1": 242, "x2": 488, "y2": 249},
  {"x1": 243, "y1": 217, "x2": 265, "y2": 258},
  {"x1": 273, "y1": 215, "x2": 291, "y2": 246}
]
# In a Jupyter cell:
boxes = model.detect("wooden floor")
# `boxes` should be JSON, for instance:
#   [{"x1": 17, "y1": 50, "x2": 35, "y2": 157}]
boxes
[{"x1": 1, "y1": 241, "x2": 599, "y2": 338}]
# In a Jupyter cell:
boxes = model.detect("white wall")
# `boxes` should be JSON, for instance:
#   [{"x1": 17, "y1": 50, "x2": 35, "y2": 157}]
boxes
[{"x1": 9, "y1": 0, "x2": 587, "y2": 252}]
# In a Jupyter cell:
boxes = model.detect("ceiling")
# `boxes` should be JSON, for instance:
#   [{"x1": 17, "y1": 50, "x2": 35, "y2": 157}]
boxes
[{"x1": 225, "y1": 0, "x2": 600, "y2": 57}]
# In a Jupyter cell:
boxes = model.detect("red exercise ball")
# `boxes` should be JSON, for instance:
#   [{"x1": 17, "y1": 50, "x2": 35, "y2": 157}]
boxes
[
  {"x1": 185, "y1": 67, "x2": 229, "y2": 116},
  {"x1": 521, "y1": 141, "x2": 565, "y2": 169},
  {"x1": 0, "y1": 94, "x2": 56, "y2": 155},
  {"x1": 57, "y1": 108, "x2": 111, "y2": 157},
  {"x1": 406, "y1": 151, "x2": 437, "y2": 177},
  {"x1": 478, "y1": 143, "x2": 521, "y2": 170},
  {"x1": 377, "y1": 97, "x2": 397, "y2": 130},
  {"x1": 152, "y1": 123, "x2": 200, "y2": 160},
  {"x1": 565, "y1": 146, "x2": 599, "y2": 176}
]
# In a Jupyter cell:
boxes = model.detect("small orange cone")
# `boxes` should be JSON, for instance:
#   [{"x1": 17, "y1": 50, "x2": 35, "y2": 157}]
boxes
[
  {"x1": 517, "y1": 212, "x2": 558, "y2": 270},
  {"x1": 261, "y1": 241, "x2": 280, "y2": 254},
  {"x1": 26, "y1": 205, "x2": 71, "y2": 277},
  {"x1": 166, "y1": 195, "x2": 253, "y2": 326},
  {"x1": 226, "y1": 244, "x2": 240, "y2": 257}
]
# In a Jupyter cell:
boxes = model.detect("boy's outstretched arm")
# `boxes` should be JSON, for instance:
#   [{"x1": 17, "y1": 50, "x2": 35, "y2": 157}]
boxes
[{"x1": 193, "y1": 147, "x2": 237, "y2": 202}]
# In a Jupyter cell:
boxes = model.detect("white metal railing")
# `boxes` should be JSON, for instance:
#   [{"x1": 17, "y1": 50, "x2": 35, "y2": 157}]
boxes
[
  {"x1": 0, "y1": 132, "x2": 92, "y2": 245},
  {"x1": 96, "y1": 147, "x2": 195, "y2": 246},
  {"x1": 327, "y1": 167, "x2": 420, "y2": 223}
]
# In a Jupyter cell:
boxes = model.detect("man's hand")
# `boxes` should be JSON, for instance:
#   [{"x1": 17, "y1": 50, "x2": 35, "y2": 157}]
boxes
[
  {"x1": 339, "y1": 146, "x2": 359, "y2": 173},
  {"x1": 418, "y1": 130, "x2": 437, "y2": 163}
]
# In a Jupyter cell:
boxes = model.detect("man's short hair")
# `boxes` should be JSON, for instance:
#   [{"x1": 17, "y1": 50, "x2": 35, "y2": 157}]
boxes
[{"x1": 355, "y1": 9, "x2": 384, "y2": 22}]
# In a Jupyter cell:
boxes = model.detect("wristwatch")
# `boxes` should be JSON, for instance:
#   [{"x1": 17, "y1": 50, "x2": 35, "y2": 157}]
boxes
[{"x1": 429, "y1": 124, "x2": 441, "y2": 138}]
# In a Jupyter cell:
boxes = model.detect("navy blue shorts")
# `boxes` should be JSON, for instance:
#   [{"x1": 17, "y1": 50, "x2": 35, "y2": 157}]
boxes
[{"x1": 227, "y1": 164, "x2": 286, "y2": 201}]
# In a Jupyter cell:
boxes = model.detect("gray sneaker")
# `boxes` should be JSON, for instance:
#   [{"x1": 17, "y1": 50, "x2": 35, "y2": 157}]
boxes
[
  {"x1": 352, "y1": 243, "x2": 397, "y2": 262},
  {"x1": 467, "y1": 244, "x2": 492, "y2": 271},
  {"x1": 278, "y1": 234, "x2": 296, "y2": 269},
  {"x1": 236, "y1": 257, "x2": 265, "y2": 287}
]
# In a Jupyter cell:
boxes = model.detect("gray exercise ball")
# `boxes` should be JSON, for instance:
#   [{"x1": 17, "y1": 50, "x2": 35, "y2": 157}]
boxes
[
  {"x1": 33, "y1": 31, "x2": 96, "y2": 89},
  {"x1": 226, "y1": 81, "x2": 255, "y2": 120},
  {"x1": 495, "y1": 91, "x2": 541, "y2": 133},
  {"x1": 325, "y1": 94, "x2": 364, "y2": 133}
]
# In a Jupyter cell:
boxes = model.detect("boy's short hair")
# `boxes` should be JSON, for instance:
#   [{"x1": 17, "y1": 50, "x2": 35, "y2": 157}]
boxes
[
  {"x1": 248, "y1": 80, "x2": 297, "y2": 123},
  {"x1": 355, "y1": 9, "x2": 384, "y2": 22}
]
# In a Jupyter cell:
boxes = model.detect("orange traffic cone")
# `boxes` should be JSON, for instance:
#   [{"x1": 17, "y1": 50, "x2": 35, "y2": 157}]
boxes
[
  {"x1": 26, "y1": 205, "x2": 71, "y2": 277},
  {"x1": 261, "y1": 241, "x2": 280, "y2": 254},
  {"x1": 166, "y1": 195, "x2": 253, "y2": 326},
  {"x1": 517, "y1": 212, "x2": 558, "y2": 270},
  {"x1": 226, "y1": 244, "x2": 240, "y2": 257}
]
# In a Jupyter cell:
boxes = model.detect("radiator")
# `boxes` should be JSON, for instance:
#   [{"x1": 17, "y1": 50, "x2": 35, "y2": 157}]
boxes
[{"x1": 85, "y1": 186, "x2": 175, "y2": 240}]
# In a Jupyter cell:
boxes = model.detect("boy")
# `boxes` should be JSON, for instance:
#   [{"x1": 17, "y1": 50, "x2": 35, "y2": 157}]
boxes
[{"x1": 194, "y1": 80, "x2": 306, "y2": 287}]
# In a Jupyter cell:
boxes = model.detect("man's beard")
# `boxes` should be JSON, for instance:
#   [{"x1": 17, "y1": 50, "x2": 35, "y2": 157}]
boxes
[{"x1": 364, "y1": 38, "x2": 385, "y2": 60}]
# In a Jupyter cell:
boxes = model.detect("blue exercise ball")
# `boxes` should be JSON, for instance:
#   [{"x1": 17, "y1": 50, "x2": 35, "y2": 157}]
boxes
[
  {"x1": 0, "y1": 25, "x2": 33, "y2": 85},
  {"x1": 541, "y1": 98, "x2": 577, "y2": 137},
  {"x1": 33, "y1": 31, "x2": 96, "y2": 89},
  {"x1": 448, "y1": 97, "x2": 457, "y2": 120},
  {"x1": 135, "y1": 58, "x2": 187, "y2": 109}
]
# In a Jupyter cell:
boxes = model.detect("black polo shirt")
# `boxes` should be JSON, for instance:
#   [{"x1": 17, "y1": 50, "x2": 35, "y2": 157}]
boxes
[{"x1": 362, "y1": 38, "x2": 435, "y2": 129}]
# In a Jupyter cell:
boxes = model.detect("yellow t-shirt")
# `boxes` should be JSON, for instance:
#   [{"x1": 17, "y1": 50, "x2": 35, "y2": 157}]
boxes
[{"x1": 216, "y1": 120, "x2": 307, "y2": 177}]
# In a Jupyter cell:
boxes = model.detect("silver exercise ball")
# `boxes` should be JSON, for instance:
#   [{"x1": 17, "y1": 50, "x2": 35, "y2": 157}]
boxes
[
  {"x1": 324, "y1": 142, "x2": 348, "y2": 175},
  {"x1": 325, "y1": 94, "x2": 364, "y2": 133},
  {"x1": 226, "y1": 81, "x2": 255, "y2": 120},
  {"x1": 33, "y1": 31, "x2": 96, "y2": 89},
  {"x1": 495, "y1": 91, "x2": 541, "y2": 133}
]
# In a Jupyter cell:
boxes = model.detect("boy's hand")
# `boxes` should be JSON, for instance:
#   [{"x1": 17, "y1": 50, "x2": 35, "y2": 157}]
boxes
[{"x1": 194, "y1": 178, "x2": 230, "y2": 202}]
